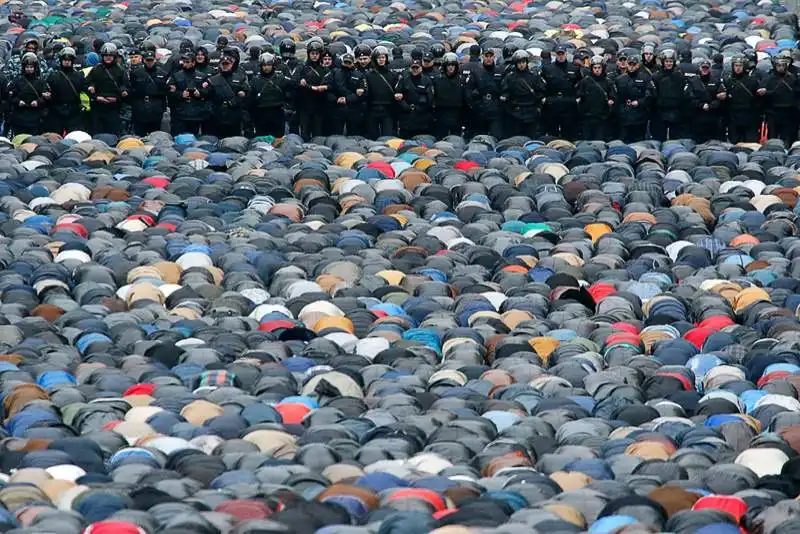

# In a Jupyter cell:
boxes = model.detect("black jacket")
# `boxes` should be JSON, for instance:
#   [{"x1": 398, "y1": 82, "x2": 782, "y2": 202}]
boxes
[
  {"x1": 249, "y1": 70, "x2": 290, "y2": 109},
  {"x1": 47, "y1": 67, "x2": 86, "y2": 117},
  {"x1": 615, "y1": 68, "x2": 654, "y2": 125},
  {"x1": 759, "y1": 70, "x2": 799, "y2": 110},
  {"x1": 294, "y1": 60, "x2": 327, "y2": 110},
  {"x1": 501, "y1": 67, "x2": 546, "y2": 122},
  {"x1": 653, "y1": 68, "x2": 686, "y2": 115},
  {"x1": 167, "y1": 67, "x2": 208, "y2": 121},
  {"x1": 687, "y1": 73, "x2": 726, "y2": 113},
  {"x1": 8, "y1": 73, "x2": 49, "y2": 119},
  {"x1": 129, "y1": 65, "x2": 168, "y2": 120},
  {"x1": 577, "y1": 73, "x2": 616, "y2": 119},
  {"x1": 397, "y1": 71, "x2": 434, "y2": 130},
  {"x1": 365, "y1": 66, "x2": 398, "y2": 107},
  {"x1": 724, "y1": 71, "x2": 759, "y2": 121},
  {"x1": 333, "y1": 66, "x2": 367, "y2": 108},
  {"x1": 542, "y1": 60, "x2": 581, "y2": 99},
  {"x1": 87, "y1": 63, "x2": 128, "y2": 104},
  {"x1": 468, "y1": 62, "x2": 503, "y2": 115},
  {"x1": 433, "y1": 70, "x2": 466, "y2": 110},
  {"x1": 205, "y1": 69, "x2": 249, "y2": 123}
]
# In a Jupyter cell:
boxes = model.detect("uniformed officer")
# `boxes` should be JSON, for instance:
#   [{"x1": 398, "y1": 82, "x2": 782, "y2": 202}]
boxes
[
  {"x1": 8, "y1": 53, "x2": 50, "y2": 135},
  {"x1": 501, "y1": 50, "x2": 546, "y2": 137},
  {"x1": 615, "y1": 54, "x2": 654, "y2": 142},
  {"x1": 468, "y1": 48, "x2": 504, "y2": 139},
  {"x1": 576, "y1": 56, "x2": 616, "y2": 140},
  {"x1": 724, "y1": 54, "x2": 760, "y2": 143},
  {"x1": 364, "y1": 46, "x2": 397, "y2": 139},
  {"x1": 652, "y1": 49, "x2": 687, "y2": 140},
  {"x1": 686, "y1": 58, "x2": 727, "y2": 142},
  {"x1": 332, "y1": 52, "x2": 367, "y2": 136},
  {"x1": 542, "y1": 44, "x2": 582, "y2": 138},
  {"x1": 46, "y1": 46, "x2": 86, "y2": 134},
  {"x1": 129, "y1": 49, "x2": 167, "y2": 136},
  {"x1": 166, "y1": 51, "x2": 208, "y2": 135},
  {"x1": 758, "y1": 55, "x2": 799, "y2": 144},
  {"x1": 204, "y1": 48, "x2": 249, "y2": 138},
  {"x1": 278, "y1": 38, "x2": 300, "y2": 134},
  {"x1": 248, "y1": 53, "x2": 290, "y2": 137},
  {"x1": 295, "y1": 40, "x2": 327, "y2": 139},
  {"x1": 86, "y1": 42, "x2": 129, "y2": 135},
  {"x1": 396, "y1": 57, "x2": 434, "y2": 138},
  {"x1": 433, "y1": 53, "x2": 466, "y2": 138}
]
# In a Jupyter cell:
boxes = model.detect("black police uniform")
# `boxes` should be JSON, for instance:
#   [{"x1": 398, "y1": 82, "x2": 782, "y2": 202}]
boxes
[
  {"x1": 279, "y1": 56, "x2": 301, "y2": 134},
  {"x1": 294, "y1": 56, "x2": 327, "y2": 139},
  {"x1": 7, "y1": 69, "x2": 49, "y2": 135},
  {"x1": 46, "y1": 62, "x2": 87, "y2": 134},
  {"x1": 686, "y1": 69, "x2": 726, "y2": 142},
  {"x1": 467, "y1": 60, "x2": 504, "y2": 139},
  {"x1": 615, "y1": 67, "x2": 654, "y2": 142},
  {"x1": 249, "y1": 67, "x2": 290, "y2": 137},
  {"x1": 500, "y1": 65, "x2": 546, "y2": 137},
  {"x1": 167, "y1": 64, "x2": 208, "y2": 135},
  {"x1": 576, "y1": 69, "x2": 616, "y2": 140},
  {"x1": 332, "y1": 64, "x2": 367, "y2": 136},
  {"x1": 130, "y1": 61, "x2": 168, "y2": 136},
  {"x1": 652, "y1": 66, "x2": 687, "y2": 140},
  {"x1": 364, "y1": 63, "x2": 398, "y2": 139},
  {"x1": 724, "y1": 68, "x2": 760, "y2": 143},
  {"x1": 397, "y1": 66, "x2": 434, "y2": 138},
  {"x1": 205, "y1": 66, "x2": 249, "y2": 138},
  {"x1": 433, "y1": 66, "x2": 466, "y2": 138},
  {"x1": 759, "y1": 67, "x2": 799, "y2": 144},
  {"x1": 541, "y1": 56, "x2": 581, "y2": 138},
  {"x1": 86, "y1": 61, "x2": 129, "y2": 135}
]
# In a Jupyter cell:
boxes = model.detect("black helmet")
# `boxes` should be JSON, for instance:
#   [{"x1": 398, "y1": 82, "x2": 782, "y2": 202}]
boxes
[
  {"x1": 259, "y1": 52, "x2": 276, "y2": 66},
  {"x1": 372, "y1": 46, "x2": 389, "y2": 59},
  {"x1": 59, "y1": 47, "x2": 76, "y2": 59},
  {"x1": 731, "y1": 54, "x2": 746, "y2": 67},
  {"x1": 21, "y1": 52, "x2": 37, "y2": 66},
  {"x1": 590, "y1": 55, "x2": 605, "y2": 67},
  {"x1": 355, "y1": 44, "x2": 371, "y2": 58},
  {"x1": 100, "y1": 42, "x2": 117, "y2": 56},
  {"x1": 279, "y1": 38, "x2": 296, "y2": 56},
  {"x1": 660, "y1": 49, "x2": 677, "y2": 61},
  {"x1": 502, "y1": 43, "x2": 519, "y2": 60},
  {"x1": 307, "y1": 41, "x2": 324, "y2": 54},
  {"x1": 511, "y1": 49, "x2": 529, "y2": 63},
  {"x1": 430, "y1": 43, "x2": 445, "y2": 59},
  {"x1": 442, "y1": 52, "x2": 458, "y2": 66}
]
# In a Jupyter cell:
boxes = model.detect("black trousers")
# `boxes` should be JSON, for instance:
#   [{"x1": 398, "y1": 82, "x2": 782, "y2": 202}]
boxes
[
  {"x1": 253, "y1": 107, "x2": 285, "y2": 137},
  {"x1": 298, "y1": 112, "x2": 323, "y2": 140},
  {"x1": 651, "y1": 113, "x2": 685, "y2": 140},
  {"x1": 728, "y1": 119, "x2": 759, "y2": 143},
  {"x1": 48, "y1": 112, "x2": 85, "y2": 135},
  {"x1": 620, "y1": 123, "x2": 647, "y2": 143},
  {"x1": 472, "y1": 115, "x2": 504, "y2": 139},
  {"x1": 434, "y1": 109, "x2": 462, "y2": 138},
  {"x1": 367, "y1": 108, "x2": 394, "y2": 139},
  {"x1": 768, "y1": 110, "x2": 798, "y2": 144},
  {"x1": 581, "y1": 119, "x2": 608, "y2": 141},
  {"x1": 211, "y1": 122, "x2": 242, "y2": 138},
  {"x1": 92, "y1": 104, "x2": 122, "y2": 135},
  {"x1": 134, "y1": 120, "x2": 162, "y2": 137},
  {"x1": 544, "y1": 101, "x2": 577, "y2": 138}
]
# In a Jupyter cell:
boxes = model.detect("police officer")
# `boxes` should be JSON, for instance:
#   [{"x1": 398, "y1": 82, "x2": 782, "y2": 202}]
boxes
[
  {"x1": 210, "y1": 35, "x2": 229, "y2": 69},
  {"x1": 294, "y1": 40, "x2": 327, "y2": 139},
  {"x1": 421, "y1": 52, "x2": 438, "y2": 84},
  {"x1": 678, "y1": 49, "x2": 697, "y2": 76},
  {"x1": 3, "y1": 38, "x2": 51, "y2": 80},
  {"x1": 129, "y1": 49, "x2": 167, "y2": 136},
  {"x1": 757, "y1": 55, "x2": 799, "y2": 144},
  {"x1": 576, "y1": 56, "x2": 616, "y2": 140},
  {"x1": 430, "y1": 43, "x2": 446, "y2": 69},
  {"x1": 686, "y1": 58, "x2": 726, "y2": 142},
  {"x1": 167, "y1": 51, "x2": 207, "y2": 135},
  {"x1": 433, "y1": 53, "x2": 465, "y2": 138},
  {"x1": 7, "y1": 53, "x2": 49, "y2": 135},
  {"x1": 248, "y1": 53, "x2": 290, "y2": 137},
  {"x1": 242, "y1": 46, "x2": 261, "y2": 79},
  {"x1": 468, "y1": 48, "x2": 504, "y2": 139},
  {"x1": 725, "y1": 55, "x2": 760, "y2": 143},
  {"x1": 164, "y1": 39, "x2": 195, "y2": 77},
  {"x1": 355, "y1": 44, "x2": 372, "y2": 75},
  {"x1": 332, "y1": 52, "x2": 367, "y2": 136},
  {"x1": 47, "y1": 47, "x2": 86, "y2": 134},
  {"x1": 500, "y1": 50, "x2": 546, "y2": 137},
  {"x1": 195, "y1": 47, "x2": 213, "y2": 76},
  {"x1": 278, "y1": 38, "x2": 300, "y2": 135},
  {"x1": 641, "y1": 43, "x2": 657, "y2": 75},
  {"x1": 396, "y1": 56, "x2": 434, "y2": 138},
  {"x1": 542, "y1": 44, "x2": 581, "y2": 139},
  {"x1": 204, "y1": 48, "x2": 248, "y2": 138},
  {"x1": 320, "y1": 48, "x2": 337, "y2": 135},
  {"x1": 615, "y1": 54, "x2": 654, "y2": 142},
  {"x1": 364, "y1": 46, "x2": 397, "y2": 139},
  {"x1": 652, "y1": 49, "x2": 687, "y2": 140},
  {"x1": 86, "y1": 42, "x2": 128, "y2": 135}
]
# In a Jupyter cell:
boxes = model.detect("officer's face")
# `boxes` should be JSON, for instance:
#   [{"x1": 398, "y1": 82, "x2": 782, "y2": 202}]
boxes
[
  {"x1": 592, "y1": 64, "x2": 602, "y2": 76},
  {"x1": 700, "y1": 64, "x2": 711, "y2": 74},
  {"x1": 483, "y1": 52, "x2": 494, "y2": 66},
  {"x1": 144, "y1": 57, "x2": 155, "y2": 68},
  {"x1": 261, "y1": 63, "x2": 273, "y2": 73},
  {"x1": 308, "y1": 50, "x2": 320, "y2": 62},
  {"x1": 25, "y1": 44, "x2": 36, "y2": 54},
  {"x1": 663, "y1": 58, "x2": 674, "y2": 70},
  {"x1": 776, "y1": 62, "x2": 786, "y2": 73},
  {"x1": 61, "y1": 58, "x2": 73, "y2": 68},
  {"x1": 182, "y1": 58, "x2": 195, "y2": 69},
  {"x1": 23, "y1": 64, "x2": 34, "y2": 74},
  {"x1": 410, "y1": 64, "x2": 421, "y2": 75},
  {"x1": 733, "y1": 63, "x2": 744, "y2": 74},
  {"x1": 644, "y1": 52, "x2": 654, "y2": 61},
  {"x1": 196, "y1": 54, "x2": 206, "y2": 64},
  {"x1": 220, "y1": 59, "x2": 233, "y2": 71},
  {"x1": 358, "y1": 56, "x2": 370, "y2": 67},
  {"x1": 555, "y1": 51, "x2": 566, "y2": 62},
  {"x1": 628, "y1": 61, "x2": 639, "y2": 72},
  {"x1": 446, "y1": 64, "x2": 456, "y2": 75},
  {"x1": 618, "y1": 59, "x2": 627, "y2": 69},
  {"x1": 342, "y1": 59, "x2": 354, "y2": 69},
  {"x1": 422, "y1": 59, "x2": 432, "y2": 68},
  {"x1": 376, "y1": 55, "x2": 386, "y2": 66},
  {"x1": 322, "y1": 55, "x2": 332, "y2": 67},
  {"x1": 516, "y1": 60, "x2": 528, "y2": 71},
  {"x1": 102, "y1": 54, "x2": 114, "y2": 64}
]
